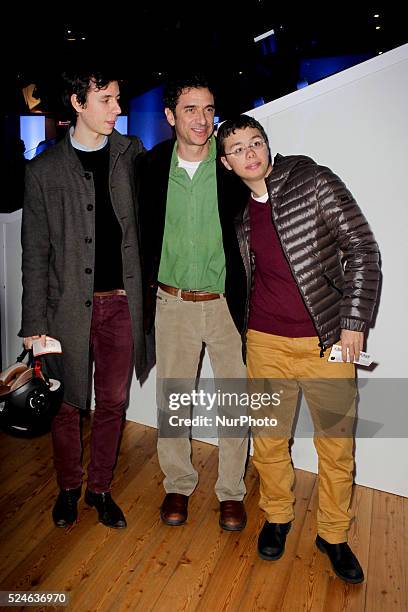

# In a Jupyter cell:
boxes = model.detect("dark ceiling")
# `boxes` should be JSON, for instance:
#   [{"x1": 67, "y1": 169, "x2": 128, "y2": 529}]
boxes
[{"x1": 3, "y1": 2, "x2": 408, "y2": 118}]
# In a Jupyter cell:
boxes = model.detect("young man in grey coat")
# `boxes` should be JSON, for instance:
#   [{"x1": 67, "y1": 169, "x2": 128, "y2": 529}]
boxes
[{"x1": 21, "y1": 70, "x2": 146, "y2": 529}]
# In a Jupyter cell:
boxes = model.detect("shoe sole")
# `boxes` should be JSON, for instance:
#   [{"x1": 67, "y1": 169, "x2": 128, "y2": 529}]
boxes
[
  {"x1": 257, "y1": 548, "x2": 285, "y2": 561},
  {"x1": 98, "y1": 520, "x2": 127, "y2": 529},
  {"x1": 160, "y1": 511, "x2": 187, "y2": 526},
  {"x1": 219, "y1": 518, "x2": 247, "y2": 532},
  {"x1": 315, "y1": 539, "x2": 364, "y2": 584}
]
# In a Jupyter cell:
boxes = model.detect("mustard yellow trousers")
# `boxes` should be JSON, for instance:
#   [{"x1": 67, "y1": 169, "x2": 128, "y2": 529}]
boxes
[{"x1": 247, "y1": 329, "x2": 357, "y2": 544}]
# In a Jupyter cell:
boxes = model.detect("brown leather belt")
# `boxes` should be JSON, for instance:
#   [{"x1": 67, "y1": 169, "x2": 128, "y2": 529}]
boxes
[
  {"x1": 158, "y1": 283, "x2": 224, "y2": 302},
  {"x1": 93, "y1": 289, "x2": 127, "y2": 297}
]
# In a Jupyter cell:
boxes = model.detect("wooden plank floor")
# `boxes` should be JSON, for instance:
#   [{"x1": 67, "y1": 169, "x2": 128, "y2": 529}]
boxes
[{"x1": 0, "y1": 418, "x2": 407, "y2": 612}]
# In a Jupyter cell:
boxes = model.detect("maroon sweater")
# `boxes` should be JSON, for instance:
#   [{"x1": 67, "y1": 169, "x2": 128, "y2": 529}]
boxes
[{"x1": 248, "y1": 196, "x2": 316, "y2": 337}]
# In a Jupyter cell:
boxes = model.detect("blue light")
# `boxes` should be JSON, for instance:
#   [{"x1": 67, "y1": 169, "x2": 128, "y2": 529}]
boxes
[
  {"x1": 297, "y1": 79, "x2": 309, "y2": 90},
  {"x1": 20, "y1": 116, "x2": 45, "y2": 160},
  {"x1": 253, "y1": 97, "x2": 265, "y2": 108},
  {"x1": 261, "y1": 34, "x2": 277, "y2": 56},
  {"x1": 129, "y1": 86, "x2": 172, "y2": 150},
  {"x1": 115, "y1": 116, "x2": 128, "y2": 135},
  {"x1": 299, "y1": 54, "x2": 372, "y2": 84}
]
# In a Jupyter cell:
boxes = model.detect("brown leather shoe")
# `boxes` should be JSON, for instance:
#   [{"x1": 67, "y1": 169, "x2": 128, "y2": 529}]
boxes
[
  {"x1": 219, "y1": 500, "x2": 247, "y2": 531},
  {"x1": 160, "y1": 493, "x2": 189, "y2": 526}
]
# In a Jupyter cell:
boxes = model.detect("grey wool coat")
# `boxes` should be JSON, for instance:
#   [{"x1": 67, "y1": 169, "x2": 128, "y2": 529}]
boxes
[{"x1": 20, "y1": 129, "x2": 146, "y2": 409}]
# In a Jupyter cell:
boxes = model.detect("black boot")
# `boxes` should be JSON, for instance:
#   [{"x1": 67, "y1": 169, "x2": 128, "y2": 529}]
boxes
[
  {"x1": 316, "y1": 535, "x2": 364, "y2": 583},
  {"x1": 85, "y1": 489, "x2": 127, "y2": 528},
  {"x1": 52, "y1": 486, "x2": 81, "y2": 527},
  {"x1": 258, "y1": 521, "x2": 291, "y2": 560}
]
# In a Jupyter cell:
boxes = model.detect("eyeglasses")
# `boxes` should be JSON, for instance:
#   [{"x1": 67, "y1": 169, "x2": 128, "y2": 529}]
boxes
[{"x1": 224, "y1": 139, "x2": 266, "y2": 157}]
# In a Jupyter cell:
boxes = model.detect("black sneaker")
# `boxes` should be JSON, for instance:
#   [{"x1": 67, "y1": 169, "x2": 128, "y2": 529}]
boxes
[
  {"x1": 85, "y1": 489, "x2": 127, "y2": 528},
  {"x1": 316, "y1": 535, "x2": 364, "y2": 583},
  {"x1": 257, "y1": 521, "x2": 291, "y2": 560},
  {"x1": 52, "y1": 487, "x2": 81, "y2": 527}
]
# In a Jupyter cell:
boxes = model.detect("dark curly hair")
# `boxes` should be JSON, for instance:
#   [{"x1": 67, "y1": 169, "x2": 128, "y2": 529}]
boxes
[
  {"x1": 216, "y1": 114, "x2": 269, "y2": 156},
  {"x1": 163, "y1": 73, "x2": 215, "y2": 114},
  {"x1": 61, "y1": 70, "x2": 121, "y2": 122}
]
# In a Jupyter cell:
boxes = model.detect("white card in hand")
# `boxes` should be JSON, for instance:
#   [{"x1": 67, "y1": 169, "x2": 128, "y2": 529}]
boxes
[
  {"x1": 32, "y1": 336, "x2": 62, "y2": 356},
  {"x1": 328, "y1": 344, "x2": 372, "y2": 366}
]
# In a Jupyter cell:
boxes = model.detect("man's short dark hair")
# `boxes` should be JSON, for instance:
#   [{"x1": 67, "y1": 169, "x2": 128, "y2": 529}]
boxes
[
  {"x1": 62, "y1": 70, "x2": 121, "y2": 121},
  {"x1": 217, "y1": 115, "x2": 269, "y2": 156},
  {"x1": 163, "y1": 73, "x2": 215, "y2": 114}
]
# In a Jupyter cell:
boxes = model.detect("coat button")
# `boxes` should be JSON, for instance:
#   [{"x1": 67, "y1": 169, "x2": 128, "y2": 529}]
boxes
[
  {"x1": 84, "y1": 172, "x2": 91, "y2": 180},
  {"x1": 85, "y1": 268, "x2": 92, "y2": 274},
  {"x1": 85, "y1": 237, "x2": 92, "y2": 244},
  {"x1": 85, "y1": 300, "x2": 92, "y2": 307},
  {"x1": 87, "y1": 204, "x2": 94, "y2": 211}
]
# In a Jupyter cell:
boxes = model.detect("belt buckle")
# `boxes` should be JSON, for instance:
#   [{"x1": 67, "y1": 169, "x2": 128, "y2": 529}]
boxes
[{"x1": 186, "y1": 289, "x2": 199, "y2": 302}]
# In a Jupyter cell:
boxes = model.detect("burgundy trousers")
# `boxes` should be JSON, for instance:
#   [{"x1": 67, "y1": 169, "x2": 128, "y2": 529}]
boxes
[{"x1": 51, "y1": 295, "x2": 134, "y2": 493}]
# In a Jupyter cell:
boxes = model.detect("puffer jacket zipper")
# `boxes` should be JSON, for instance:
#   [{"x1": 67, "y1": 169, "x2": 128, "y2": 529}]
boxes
[{"x1": 234, "y1": 206, "x2": 252, "y2": 337}]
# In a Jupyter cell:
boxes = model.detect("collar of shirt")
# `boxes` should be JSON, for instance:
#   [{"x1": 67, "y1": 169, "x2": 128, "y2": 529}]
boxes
[
  {"x1": 170, "y1": 135, "x2": 216, "y2": 173},
  {"x1": 252, "y1": 192, "x2": 269, "y2": 203},
  {"x1": 69, "y1": 126, "x2": 108, "y2": 152}
]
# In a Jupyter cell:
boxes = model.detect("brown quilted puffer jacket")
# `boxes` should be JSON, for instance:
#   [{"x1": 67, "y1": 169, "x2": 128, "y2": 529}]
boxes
[{"x1": 236, "y1": 153, "x2": 381, "y2": 353}]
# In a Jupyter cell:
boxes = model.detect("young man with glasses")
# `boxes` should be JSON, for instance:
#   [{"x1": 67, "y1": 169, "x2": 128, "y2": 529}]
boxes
[{"x1": 217, "y1": 114, "x2": 380, "y2": 583}]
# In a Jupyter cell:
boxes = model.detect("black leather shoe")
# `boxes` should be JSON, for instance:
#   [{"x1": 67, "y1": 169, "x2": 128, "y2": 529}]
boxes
[
  {"x1": 85, "y1": 489, "x2": 127, "y2": 528},
  {"x1": 52, "y1": 487, "x2": 81, "y2": 527},
  {"x1": 316, "y1": 535, "x2": 364, "y2": 583},
  {"x1": 258, "y1": 521, "x2": 291, "y2": 560}
]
